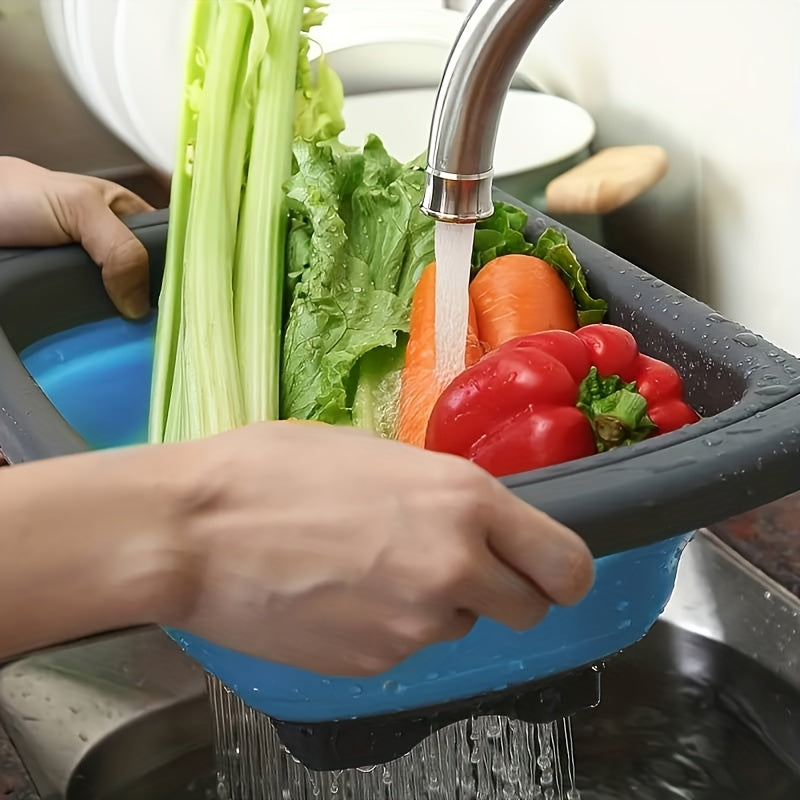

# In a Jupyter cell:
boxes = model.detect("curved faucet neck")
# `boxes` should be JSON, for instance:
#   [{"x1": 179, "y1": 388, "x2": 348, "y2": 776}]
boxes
[{"x1": 421, "y1": 0, "x2": 565, "y2": 222}]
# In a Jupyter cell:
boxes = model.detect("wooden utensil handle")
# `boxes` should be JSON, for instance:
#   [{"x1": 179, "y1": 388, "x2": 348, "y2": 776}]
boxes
[{"x1": 545, "y1": 145, "x2": 669, "y2": 216}]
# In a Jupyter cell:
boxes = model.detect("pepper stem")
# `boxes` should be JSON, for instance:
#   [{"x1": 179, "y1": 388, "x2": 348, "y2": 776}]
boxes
[{"x1": 577, "y1": 367, "x2": 656, "y2": 452}]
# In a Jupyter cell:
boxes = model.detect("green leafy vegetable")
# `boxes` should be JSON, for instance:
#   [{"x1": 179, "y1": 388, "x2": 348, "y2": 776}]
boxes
[
  {"x1": 533, "y1": 227, "x2": 608, "y2": 326},
  {"x1": 149, "y1": 0, "x2": 340, "y2": 443},
  {"x1": 472, "y1": 201, "x2": 534, "y2": 270},
  {"x1": 280, "y1": 136, "x2": 433, "y2": 424},
  {"x1": 351, "y1": 336, "x2": 408, "y2": 439}
]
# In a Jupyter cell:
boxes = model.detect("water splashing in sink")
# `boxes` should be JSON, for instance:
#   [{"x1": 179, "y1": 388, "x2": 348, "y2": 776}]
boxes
[{"x1": 209, "y1": 676, "x2": 583, "y2": 800}]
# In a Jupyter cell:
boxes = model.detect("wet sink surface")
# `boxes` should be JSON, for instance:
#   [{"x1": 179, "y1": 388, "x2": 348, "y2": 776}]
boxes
[
  {"x1": 2, "y1": 532, "x2": 799, "y2": 800},
  {"x1": 70, "y1": 732, "x2": 215, "y2": 800},
  {"x1": 572, "y1": 623, "x2": 799, "y2": 798},
  {"x1": 60, "y1": 624, "x2": 800, "y2": 800}
]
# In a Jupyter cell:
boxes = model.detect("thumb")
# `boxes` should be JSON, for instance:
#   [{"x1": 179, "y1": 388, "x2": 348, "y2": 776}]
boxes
[{"x1": 72, "y1": 192, "x2": 151, "y2": 319}]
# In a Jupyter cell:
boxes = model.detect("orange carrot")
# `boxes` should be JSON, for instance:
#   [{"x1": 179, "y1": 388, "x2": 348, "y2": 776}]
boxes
[
  {"x1": 469, "y1": 254, "x2": 578, "y2": 351},
  {"x1": 396, "y1": 263, "x2": 483, "y2": 447}
]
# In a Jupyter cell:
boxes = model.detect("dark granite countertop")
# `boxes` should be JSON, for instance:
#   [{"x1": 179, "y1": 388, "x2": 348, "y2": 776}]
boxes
[
  {"x1": 0, "y1": 725, "x2": 36, "y2": 800},
  {"x1": 0, "y1": 455, "x2": 37, "y2": 797},
  {"x1": 711, "y1": 495, "x2": 800, "y2": 598}
]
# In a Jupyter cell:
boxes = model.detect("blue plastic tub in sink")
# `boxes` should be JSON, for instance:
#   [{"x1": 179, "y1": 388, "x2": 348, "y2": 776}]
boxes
[{"x1": 21, "y1": 315, "x2": 156, "y2": 451}]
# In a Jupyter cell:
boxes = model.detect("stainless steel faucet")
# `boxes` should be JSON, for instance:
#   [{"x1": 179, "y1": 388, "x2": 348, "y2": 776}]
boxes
[{"x1": 422, "y1": 0, "x2": 566, "y2": 222}]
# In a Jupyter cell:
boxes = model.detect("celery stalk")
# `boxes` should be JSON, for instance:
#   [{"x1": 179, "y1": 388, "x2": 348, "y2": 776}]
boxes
[
  {"x1": 152, "y1": 0, "x2": 272, "y2": 443},
  {"x1": 171, "y1": 1, "x2": 254, "y2": 440},
  {"x1": 234, "y1": 0, "x2": 306, "y2": 422},
  {"x1": 149, "y1": 0, "x2": 343, "y2": 443},
  {"x1": 148, "y1": 0, "x2": 218, "y2": 443}
]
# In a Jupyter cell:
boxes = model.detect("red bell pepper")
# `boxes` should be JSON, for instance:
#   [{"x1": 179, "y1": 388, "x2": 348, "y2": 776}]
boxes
[{"x1": 425, "y1": 324, "x2": 699, "y2": 478}]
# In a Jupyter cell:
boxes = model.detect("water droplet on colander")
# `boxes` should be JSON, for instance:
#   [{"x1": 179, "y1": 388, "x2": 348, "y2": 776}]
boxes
[
  {"x1": 754, "y1": 384, "x2": 789, "y2": 397},
  {"x1": 383, "y1": 680, "x2": 408, "y2": 695},
  {"x1": 733, "y1": 332, "x2": 760, "y2": 347}
]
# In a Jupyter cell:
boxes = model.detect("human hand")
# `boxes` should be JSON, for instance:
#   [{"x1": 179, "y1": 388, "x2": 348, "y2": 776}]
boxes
[
  {"x1": 164, "y1": 422, "x2": 595, "y2": 676},
  {"x1": 0, "y1": 421, "x2": 594, "y2": 670},
  {"x1": 0, "y1": 157, "x2": 153, "y2": 318}
]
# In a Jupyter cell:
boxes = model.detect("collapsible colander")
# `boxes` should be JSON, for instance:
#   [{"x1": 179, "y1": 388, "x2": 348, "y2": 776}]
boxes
[{"x1": 4, "y1": 205, "x2": 800, "y2": 769}]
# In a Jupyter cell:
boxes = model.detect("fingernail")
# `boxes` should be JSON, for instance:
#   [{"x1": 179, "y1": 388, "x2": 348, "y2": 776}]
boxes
[{"x1": 122, "y1": 289, "x2": 151, "y2": 319}]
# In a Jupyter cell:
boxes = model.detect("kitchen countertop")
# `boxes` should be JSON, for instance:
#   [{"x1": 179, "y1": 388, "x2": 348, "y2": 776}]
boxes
[
  {"x1": 711, "y1": 495, "x2": 800, "y2": 598},
  {"x1": 0, "y1": 724, "x2": 36, "y2": 800}
]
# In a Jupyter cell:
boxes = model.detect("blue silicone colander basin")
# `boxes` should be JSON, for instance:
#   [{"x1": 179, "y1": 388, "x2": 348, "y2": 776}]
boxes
[{"x1": 20, "y1": 316, "x2": 691, "y2": 723}]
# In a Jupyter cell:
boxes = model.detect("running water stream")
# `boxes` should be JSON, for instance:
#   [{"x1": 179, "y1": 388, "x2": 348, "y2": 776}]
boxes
[
  {"x1": 433, "y1": 220, "x2": 476, "y2": 383},
  {"x1": 209, "y1": 677, "x2": 582, "y2": 800}
]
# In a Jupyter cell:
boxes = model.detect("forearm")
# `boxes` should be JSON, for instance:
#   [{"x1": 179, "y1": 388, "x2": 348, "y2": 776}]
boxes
[{"x1": 0, "y1": 444, "x2": 194, "y2": 658}]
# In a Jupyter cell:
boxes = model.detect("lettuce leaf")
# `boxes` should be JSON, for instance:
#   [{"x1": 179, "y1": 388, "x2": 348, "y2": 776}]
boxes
[
  {"x1": 533, "y1": 227, "x2": 608, "y2": 325},
  {"x1": 472, "y1": 201, "x2": 534, "y2": 271},
  {"x1": 351, "y1": 336, "x2": 408, "y2": 438},
  {"x1": 280, "y1": 136, "x2": 434, "y2": 423}
]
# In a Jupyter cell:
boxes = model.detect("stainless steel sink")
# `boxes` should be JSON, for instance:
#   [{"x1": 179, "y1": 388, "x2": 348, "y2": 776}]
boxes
[
  {"x1": 0, "y1": 627, "x2": 211, "y2": 800},
  {"x1": 2, "y1": 530, "x2": 799, "y2": 800}
]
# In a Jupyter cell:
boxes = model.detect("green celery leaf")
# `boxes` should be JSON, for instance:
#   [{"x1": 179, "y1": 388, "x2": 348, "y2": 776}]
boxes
[{"x1": 294, "y1": 43, "x2": 345, "y2": 142}]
